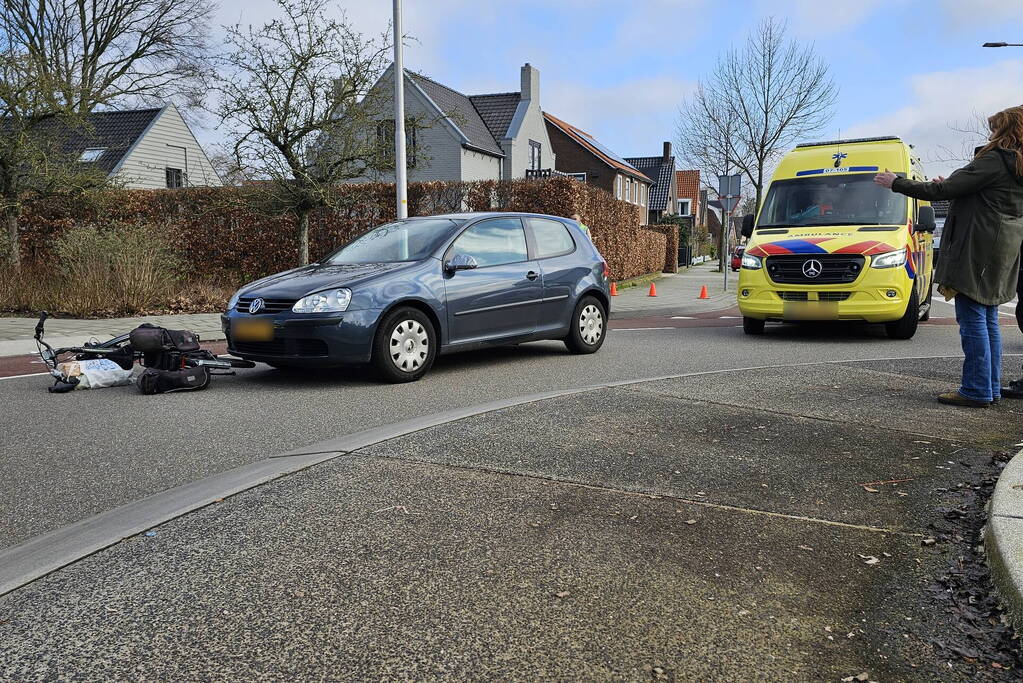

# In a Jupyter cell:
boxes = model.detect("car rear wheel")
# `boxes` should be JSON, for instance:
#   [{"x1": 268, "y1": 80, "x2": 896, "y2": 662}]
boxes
[
  {"x1": 885, "y1": 290, "x2": 919, "y2": 340},
  {"x1": 372, "y1": 307, "x2": 437, "y2": 383},
  {"x1": 564, "y1": 296, "x2": 606, "y2": 354},
  {"x1": 743, "y1": 317, "x2": 765, "y2": 335}
]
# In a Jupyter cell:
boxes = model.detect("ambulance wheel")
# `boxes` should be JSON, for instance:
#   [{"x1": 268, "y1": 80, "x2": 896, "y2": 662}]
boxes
[
  {"x1": 743, "y1": 317, "x2": 765, "y2": 335},
  {"x1": 919, "y1": 283, "x2": 933, "y2": 322},
  {"x1": 885, "y1": 291, "x2": 919, "y2": 340}
]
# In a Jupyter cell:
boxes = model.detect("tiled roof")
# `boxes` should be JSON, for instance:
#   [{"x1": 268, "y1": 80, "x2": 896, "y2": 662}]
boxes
[
  {"x1": 624, "y1": 155, "x2": 677, "y2": 211},
  {"x1": 25, "y1": 107, "x2": 162, "y2": 174},
  {"x1": 676, "y1": 170, "x2": 700, "y2": 202},
  {"x1": 469, "y1": 93, "x2": 520, "y2": 140},
  {"x1": 544, "y1": 112, "x2": 651, "y2": 183},
  {"x1": 408, "y1": 73, "x2": 504, "y2": 157}
]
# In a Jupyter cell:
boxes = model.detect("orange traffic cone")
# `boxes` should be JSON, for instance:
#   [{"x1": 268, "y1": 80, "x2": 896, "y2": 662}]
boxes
[
  {"x1": 698, "y1": 285, "x2": 709, "y2": 299},
  {"x1": 610, "y1": 282, "x2": 618, "y2": 296},
  {"x1": 648, "y1": 282, "x2": 658, "y2": 297}
]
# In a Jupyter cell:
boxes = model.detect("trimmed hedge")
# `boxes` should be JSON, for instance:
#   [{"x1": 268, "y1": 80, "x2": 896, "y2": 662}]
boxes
[{"x1": 17, "y1": 177, "x2": 669, "y2": 285}]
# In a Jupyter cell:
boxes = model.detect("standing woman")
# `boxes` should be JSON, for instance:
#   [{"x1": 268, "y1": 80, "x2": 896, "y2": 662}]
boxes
[{"x1": 875, "y1": 105, "x2": 1023, "y2": 408}]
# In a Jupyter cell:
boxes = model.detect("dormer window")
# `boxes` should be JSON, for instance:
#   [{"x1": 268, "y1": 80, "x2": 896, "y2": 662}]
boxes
[{"x1": 79, "y1": 148, "x2": 106, "y2": 162}]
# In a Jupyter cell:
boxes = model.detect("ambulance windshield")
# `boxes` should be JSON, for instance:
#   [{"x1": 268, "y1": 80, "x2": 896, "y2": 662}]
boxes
[{"x1": 757, "y1": 174, "x2": 907, "y2": 228}]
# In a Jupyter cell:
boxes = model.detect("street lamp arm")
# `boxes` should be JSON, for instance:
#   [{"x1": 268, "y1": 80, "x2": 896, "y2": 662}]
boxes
[{"x1": 983, "y1": 42, "x2": 1023, "y2": 47}]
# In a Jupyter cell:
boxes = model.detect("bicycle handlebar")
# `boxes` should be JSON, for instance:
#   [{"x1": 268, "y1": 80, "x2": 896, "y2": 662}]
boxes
[{"x1": 35, "y1": 311, "x2": 48, "y2": 340}]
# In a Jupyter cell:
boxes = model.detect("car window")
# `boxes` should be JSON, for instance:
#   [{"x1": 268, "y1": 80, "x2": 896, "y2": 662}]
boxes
[
  {"x1": 327, "y1": 218, "x2": 460, "y2": 263},
  {"x1": 528, "y1": 218, "x2": 575, "y2": 258},
  {"x1": 451, "y1": 218, "x2": 528, "y2": 267}
]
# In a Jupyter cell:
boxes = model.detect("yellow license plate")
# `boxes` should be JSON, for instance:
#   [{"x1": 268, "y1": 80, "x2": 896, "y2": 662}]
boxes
[
  {"x1": 783, "y1": 301, "x2": 839, "y2": 320},
  {"x1": 233, "y1": 318, "x2": 274, "y2": 341}
]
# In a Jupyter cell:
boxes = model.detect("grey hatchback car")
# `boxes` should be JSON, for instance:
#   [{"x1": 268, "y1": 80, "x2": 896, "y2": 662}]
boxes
[{"x1": 222, "y1": 212, "x2": 611, "y2": 382}]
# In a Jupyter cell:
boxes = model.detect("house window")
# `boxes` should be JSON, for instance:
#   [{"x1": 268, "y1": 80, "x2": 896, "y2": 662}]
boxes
[
  {"x1": 166, "y1": 167, "x2": 185, "y2": 189},
  {"x1": 616, "y1": 175, "x2": 622, "y2": 199},
  {"x1": 678, "y1": 199, "x2": 691, "y2": 215},
  {"x1": 79, "y1": 148, "x2": 106, "y2": 163},
  {"x1": 529, "y1": 140, "x2": 542, "y2": 170},
  {"x1": 376, "y1": 119, "x2": 417, "y2": 168}
]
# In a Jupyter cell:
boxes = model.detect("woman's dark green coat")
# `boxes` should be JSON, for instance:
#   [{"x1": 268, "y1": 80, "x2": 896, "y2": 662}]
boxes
[{"x1": 892, "y1": 148, "x2": 1023, "y2": 306}]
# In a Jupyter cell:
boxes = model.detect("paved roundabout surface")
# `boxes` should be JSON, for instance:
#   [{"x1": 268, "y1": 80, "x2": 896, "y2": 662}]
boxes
[{"x1": 2, "y1": 333, "x2": 1023, "y2": 679}]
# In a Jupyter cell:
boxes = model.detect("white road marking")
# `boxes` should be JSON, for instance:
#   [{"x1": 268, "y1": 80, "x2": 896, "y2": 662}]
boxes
[
  {"x1": 614, "y1": 327, "x2": 675, "y2": 331},
  {"x1": 671, "y1": 316, "x2": 695, "y2": 319},
  {"x1": 0, "y1": 372, "x2": 48, "y2": 381}
]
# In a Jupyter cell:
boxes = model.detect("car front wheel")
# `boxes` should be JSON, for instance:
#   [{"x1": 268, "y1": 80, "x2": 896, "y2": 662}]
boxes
[
  {"x1": 372, "y1": 307, "x2": 437, "y2": 383},
  {"x1": 564, "y1": 296, "x2": 607, "y2": 354}
]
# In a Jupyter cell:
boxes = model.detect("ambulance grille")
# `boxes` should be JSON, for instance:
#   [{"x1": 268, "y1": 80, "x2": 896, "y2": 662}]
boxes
[{"x1": 766, "y1": 255, "x2": 865, "y2": 285}]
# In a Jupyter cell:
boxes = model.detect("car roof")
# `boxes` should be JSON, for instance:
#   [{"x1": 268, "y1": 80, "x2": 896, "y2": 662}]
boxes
[{"x1": 412, "y1": 211, "x2": 574, "y2": 222}]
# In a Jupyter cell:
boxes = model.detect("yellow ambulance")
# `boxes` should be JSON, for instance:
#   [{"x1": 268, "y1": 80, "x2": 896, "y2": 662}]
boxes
[{"x1": 737, "y1": 136, "x2": 935, "y2": 339}]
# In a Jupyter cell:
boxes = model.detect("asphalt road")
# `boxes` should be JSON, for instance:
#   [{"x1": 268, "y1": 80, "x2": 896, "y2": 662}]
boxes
[
  {"x1": 2, "y1": 313, "x2": 1022, "y2": 551},
  {"x1": 3, "y1": 357, "x2": 1022, "y2": 680}
]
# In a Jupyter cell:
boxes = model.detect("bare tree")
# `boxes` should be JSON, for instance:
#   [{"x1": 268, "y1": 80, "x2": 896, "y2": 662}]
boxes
[
  {"x1": 678, "y1": 17, "x2": 837, "y2": 214},
  {"x1": 211, "y1": 0, "x2": 417, "y2": 266},
  {"x1": 0, "y1": 0, "x2": 216, "y2": 263},
  {"x1": 1, "y1": 0, "x2": 215, "y2": 112}
]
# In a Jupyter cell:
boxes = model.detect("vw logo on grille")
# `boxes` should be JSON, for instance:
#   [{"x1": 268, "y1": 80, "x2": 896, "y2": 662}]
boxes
[
  {"x1": 802, "y1": 259, "x2": 823, "y2": 279},
  {"x1": 248, "y1": 298, "x2": 265, "y2": 314}
]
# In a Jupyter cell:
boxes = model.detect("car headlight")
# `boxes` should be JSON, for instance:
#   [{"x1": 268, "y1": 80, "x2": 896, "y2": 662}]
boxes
[
  {"x1": 741, "y1": 253, "x2": 763, "y2": 270},
  {"x1": 871, "y1": 248, "x2": 907, "y2": 269},
  {"x1": 228, "y1": 290, "x2": 242, "y2": 310},
  {"x1": 292, "y1": 288, "x2": 352, "y2": 313}
]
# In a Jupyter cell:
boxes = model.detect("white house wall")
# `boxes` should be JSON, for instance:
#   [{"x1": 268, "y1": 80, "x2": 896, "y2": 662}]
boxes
[
  {"x1": 460, "y1": 148, "x2": 501, "y2": 181},
  {"x1": 114, "y1": 105, "x2": 221, "y2": 189},
  {"x1": 502, "y1": 101, "x2": 554, "y2": 179}
]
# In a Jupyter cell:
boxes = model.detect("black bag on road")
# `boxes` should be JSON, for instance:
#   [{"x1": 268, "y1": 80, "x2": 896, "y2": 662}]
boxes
[{"x1": 137, "y1": 366, "x2": 211, "y2": 395}]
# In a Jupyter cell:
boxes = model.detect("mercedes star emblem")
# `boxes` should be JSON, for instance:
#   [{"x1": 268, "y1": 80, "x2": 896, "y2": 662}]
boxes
[
  {"x1": 248, "y1": 298, "x2": 265, "y2": 314},
  {"x1": 802, "y1": 259, "x2": 823, "y2": 279}
]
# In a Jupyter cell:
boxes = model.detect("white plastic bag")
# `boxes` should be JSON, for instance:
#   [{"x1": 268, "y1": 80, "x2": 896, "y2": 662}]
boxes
[{"x1": 56, "y1": 358, "x2": 133, "y2": 389}]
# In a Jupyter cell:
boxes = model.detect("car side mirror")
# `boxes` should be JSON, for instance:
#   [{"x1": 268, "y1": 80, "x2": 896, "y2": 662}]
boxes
[
  {"x1": 740, "y1": 214, "x2": 755, "y2": 238},
  {"x1": 916, "y1": 205, "x2": 936, "y2": 233},
  {"x1": 444, "y1": 253, "x2": 478, "y2": 273}
]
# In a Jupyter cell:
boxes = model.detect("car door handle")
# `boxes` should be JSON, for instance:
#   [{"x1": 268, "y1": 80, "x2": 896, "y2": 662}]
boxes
[{"x1": 526, "y1": 271, "x2": 539, "y2": 281}]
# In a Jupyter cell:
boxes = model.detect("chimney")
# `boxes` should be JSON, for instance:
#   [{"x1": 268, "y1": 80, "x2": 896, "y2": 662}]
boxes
[
  {"x1": 520, "y1": 63, "x2": 539, "y2": 101},
  {"x1": 663, "y1": 141, "x2": 672, "y2": 161}
]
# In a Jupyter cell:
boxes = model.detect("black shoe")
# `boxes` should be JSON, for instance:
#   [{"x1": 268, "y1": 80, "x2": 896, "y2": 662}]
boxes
[{"x1": 1003, "y1": 380, "x2": 1023, "y2": 400}]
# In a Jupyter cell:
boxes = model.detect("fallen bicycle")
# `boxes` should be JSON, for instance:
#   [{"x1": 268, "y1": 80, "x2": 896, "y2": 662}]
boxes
[{"x1": 33, "y1": 311, "x2": 255, "y2": 394}]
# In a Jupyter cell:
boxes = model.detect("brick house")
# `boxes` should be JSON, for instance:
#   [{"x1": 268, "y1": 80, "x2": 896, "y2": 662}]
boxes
[
  {"x1": 352, "y1": 63, "x2": 555, "y2": 182},
  {"x1": 624, "y1": 143, "x2": 679, "y2": 224},
  {"x1": 542, "y1": 112, "x2": 653, "y2": 213},
  {"x1": 675, "y1": 169, "x2": 701, "y2": 219}
]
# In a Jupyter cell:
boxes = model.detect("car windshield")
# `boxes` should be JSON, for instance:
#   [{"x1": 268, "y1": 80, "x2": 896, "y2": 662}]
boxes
[
  {"x1": 325, "y1": 219, "x2": 460, "y2": 264},
  {"x1": 757, "y1": 174, "x2": 907, "y2": 228}
]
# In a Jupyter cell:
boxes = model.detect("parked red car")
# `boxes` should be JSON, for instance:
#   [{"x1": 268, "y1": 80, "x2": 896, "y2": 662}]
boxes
[{"x1": 730, "y1": 246, "x2": 744, "y2": 272}]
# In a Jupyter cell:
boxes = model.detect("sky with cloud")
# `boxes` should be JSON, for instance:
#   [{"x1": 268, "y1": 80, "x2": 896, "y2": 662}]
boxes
[{"x1": 201, "y1": 0, "x2": 1023, "y2": 177}]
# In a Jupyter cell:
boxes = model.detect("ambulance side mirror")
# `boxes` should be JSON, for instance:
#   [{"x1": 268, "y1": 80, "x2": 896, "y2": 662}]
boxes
[
  {"x1": 916, "y1": 206, "x2": 936, "y2": 233},
  {"x1": 740, "y1": 214, "x2": 755, "y2": 238}
]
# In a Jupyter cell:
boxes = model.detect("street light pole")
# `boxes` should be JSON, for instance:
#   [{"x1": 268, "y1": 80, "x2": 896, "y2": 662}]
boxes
[{"x1": 393, "y1": 0, "x2": 408, "y2": 219}]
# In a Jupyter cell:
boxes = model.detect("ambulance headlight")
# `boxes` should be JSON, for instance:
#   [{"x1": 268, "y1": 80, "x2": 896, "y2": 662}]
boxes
[
  {"x1": 741, "y1": 253, "x2": 763, "y2": 270},
  {"x1": 871, "y1": 248, "x2": 907, "y2": 269}
]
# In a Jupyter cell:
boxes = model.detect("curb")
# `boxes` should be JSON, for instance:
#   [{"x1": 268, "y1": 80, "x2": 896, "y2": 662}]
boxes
[{"x1": 985, "y1": 445, "x2": 1023, "y2": 634}]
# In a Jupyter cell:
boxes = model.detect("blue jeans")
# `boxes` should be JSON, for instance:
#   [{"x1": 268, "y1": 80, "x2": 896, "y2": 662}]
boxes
[{"x1": 954, "y1": 294, "x2": 1002, "y2": 402}]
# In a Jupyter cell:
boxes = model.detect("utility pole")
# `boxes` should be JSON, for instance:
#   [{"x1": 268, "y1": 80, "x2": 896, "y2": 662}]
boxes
[{"x1": 393, "y1": 0, "x2": 408, "y2": 219}]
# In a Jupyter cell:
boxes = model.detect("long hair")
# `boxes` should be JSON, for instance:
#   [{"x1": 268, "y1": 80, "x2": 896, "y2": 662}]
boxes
[{"x1": 976, "y1": 105, "x2": 1023, "y2": 175}]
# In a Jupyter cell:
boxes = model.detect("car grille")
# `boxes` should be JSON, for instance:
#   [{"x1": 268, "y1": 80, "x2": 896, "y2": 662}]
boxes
[
  {"x1": 766, "y1": 255, "x2": 865, "y2": 285},
  {"x1": 236, "y1": 296, "x2": 296, "y2": 314},
  {"x1": 233, "y1": 339, "x2": 329, "y2": 357},
  {"x1": 778, "y1": 291, "x2": 852, "y2": 302}
]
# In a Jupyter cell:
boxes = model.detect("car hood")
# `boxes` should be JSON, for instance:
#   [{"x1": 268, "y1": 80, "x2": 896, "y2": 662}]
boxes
[
  {"x1": 745, "y1": 225, "x2": 908, "y2": 258},
  {"x1": 240, "y1": 262, "x2": 414, "y2": 299}
]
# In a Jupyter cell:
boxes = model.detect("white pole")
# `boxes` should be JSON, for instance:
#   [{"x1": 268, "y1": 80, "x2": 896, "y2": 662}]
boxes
[{"x1": 393, "y1": 0, "x2": 408, "y2": 219}]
